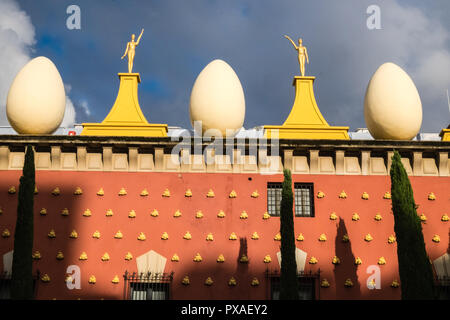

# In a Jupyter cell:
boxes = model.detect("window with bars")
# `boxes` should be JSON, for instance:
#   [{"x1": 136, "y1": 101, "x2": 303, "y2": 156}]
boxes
[
  {"x1": 123, "y1": 271, "x2": 173, "y2": 300},
  {"x1": 294, "y1": 183, "x2": 314, "y2": 217},
  {"x1": 267, "y1": 182, "x2": 283, "y2": 216},
  {"x1": 269, "y1": 276, "x2": 316, "y2": 300}
]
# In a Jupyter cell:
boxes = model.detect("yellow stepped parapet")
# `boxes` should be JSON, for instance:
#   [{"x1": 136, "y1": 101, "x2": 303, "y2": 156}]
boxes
[
  {"x1": 81, "y1": 73, "x2": 168, "y2": 137},
  {"x1": 264, "y1": 76, "x2": 349, "y2": 140},
  {"x1": 439, "y1": 125, "x2": 450, "y2": 141}
]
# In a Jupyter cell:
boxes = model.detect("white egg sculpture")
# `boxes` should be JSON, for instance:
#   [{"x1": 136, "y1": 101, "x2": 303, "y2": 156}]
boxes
[
  {"x1": 364, "y1": 62, "x2": 422, "y2": 140},
  {"x1": 189, "y1": 59, "x2": 245, "y2": 136},
  {"x1": 6, "y1": 56, "x2": 66, "y2": 134}
]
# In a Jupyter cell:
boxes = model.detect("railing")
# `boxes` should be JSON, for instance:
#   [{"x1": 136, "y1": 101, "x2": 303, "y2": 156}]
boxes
[
  {"x1": 0, "y1": 271, "x2": 40, "y2": 300},
  {"x1": 265, "y1": 269, "x2": 321, "y2": 300},
  {"x1": 123, "y1": 271, "x2": 174, "y2": 300}
]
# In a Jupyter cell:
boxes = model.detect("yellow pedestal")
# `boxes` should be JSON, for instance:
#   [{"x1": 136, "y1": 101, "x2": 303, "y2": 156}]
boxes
[
  {"x1": 439, "y1": 126, "x2": 450, "y2": 141},
  {"x1": 81, "y1": 73, "x2": 168, "y2": 137},
  {"x1": 264, "y1": 77, "x2": 349, "y2": 140}
]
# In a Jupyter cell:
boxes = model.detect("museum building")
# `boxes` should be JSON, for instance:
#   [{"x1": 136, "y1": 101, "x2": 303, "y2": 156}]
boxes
[{"x1": 0, "y1": 56, "x2": 448, "y2": 300}]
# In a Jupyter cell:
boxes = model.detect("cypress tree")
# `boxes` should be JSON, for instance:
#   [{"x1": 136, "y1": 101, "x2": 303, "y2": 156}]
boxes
[
  {"x1": 390, "y1": 151, "x2": 435, "y2": 299},
  {"x1": 279, "y1": 169, "x2": 298, "y2": 300},
  {"x1": 11, "y1": 145, "x2": 35, "y2": 299}
]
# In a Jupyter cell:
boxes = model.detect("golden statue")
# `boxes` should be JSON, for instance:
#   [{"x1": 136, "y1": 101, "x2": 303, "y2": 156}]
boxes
[
  {"x1": 284, "y1": 35, "x2": 309, "y2": 76},
  {"x1": 121, "y1": 28, "x2": 144, "y2": 73}
]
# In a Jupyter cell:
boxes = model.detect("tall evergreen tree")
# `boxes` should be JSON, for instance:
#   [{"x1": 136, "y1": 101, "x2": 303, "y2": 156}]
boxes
[
  {"x1": 279, "y1": 169, "x2": 298, "y2": 300},
  {"x1": 11, "y1": 145, "x2": 35, "y2": 299},
  {"x1": 390, "y1": 151, "x2": 435, "y2": 299}
]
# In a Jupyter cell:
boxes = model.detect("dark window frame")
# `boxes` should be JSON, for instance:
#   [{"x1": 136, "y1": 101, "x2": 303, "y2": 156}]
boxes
[
  {"x1": 294, "y1": 183, "x2": 315, "y2": 217},
  {"x1": 267, "y1": 182, "x2": 283, "y2": 216}
]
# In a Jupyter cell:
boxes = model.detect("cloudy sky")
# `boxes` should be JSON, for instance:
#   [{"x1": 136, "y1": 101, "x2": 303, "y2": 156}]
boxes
[{"x1": 0, "y1": 0, "x2": 449, "y2": 132}]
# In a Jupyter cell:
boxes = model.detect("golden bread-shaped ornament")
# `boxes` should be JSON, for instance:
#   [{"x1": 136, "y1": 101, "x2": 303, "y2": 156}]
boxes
[
  {"x1": 174, "y1": 210, "x2": 182, "y2": 217},
  {"x1": 162, "y1": 188, "x2": 171, "y2": 197},
  {"x1": 309, "y1": 257, "x2": 318, "y2": 264},
  {"x1": 151, "y1": 209, "x2": 159, "y2": 217},
  {"x1": 137, "y1": 232, "x2": 146, "y2": 241},
  {"x1": 79, "y1": 252, "x2": 88, "y2": 260},
  {"x1": 51, "y1": 187, "x2": 60, "y2": 196},
  {"x1": 182, "y1": 276, "x2": 190, "y2": 285},
  {"x1": 183, "y1": 231, "x2": 192, "y2": 240},
  {"x1": 125, "y1": 252, "x2": 133, "y2": 261},
  {"x1": 239, "y1": 254, "x2": 249, "y2": 263},
  {"x1": 321, "y1": 279, "x2": 330, "y2": 288},
  {"x1": 195, "y1": 211, "x2": 203, "y2": 219},
  {"x1": 205, "y1": 277, "x2": 213, "y2": 286},
  {"x1": 193, "y1": 253, "x2": 202, "y2": 262},
  {"x1": 101, "y1": 253, "x2": 110, "y2": 261},
  {"x1": 240, "y1": 211, "x2": 248, "y2": 219}
]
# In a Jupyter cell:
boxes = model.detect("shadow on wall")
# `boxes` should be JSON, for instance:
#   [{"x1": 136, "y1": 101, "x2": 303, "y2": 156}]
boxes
[
  {"x1": 167, "y1": 236, "x2": 266, "y2": 300},
  {"x1": 0, "y1": 171, "x2": 118, "y2": 300},
  {"x1": 334, "y1": 219, "x2": 361, "y2": 299}
]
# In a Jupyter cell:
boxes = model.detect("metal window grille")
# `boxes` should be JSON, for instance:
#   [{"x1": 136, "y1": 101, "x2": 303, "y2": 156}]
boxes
[
  {"x1": 294, "y1": 183, "x2": 314, "y2": 217},
  {"x1": 266, "y1": 269, "x2": 320, "y2": 300},
  {"x1": 267, "y1": 183, "x2": 283, "y2": 216},
  {"x1": 123, "y1": 271, "x2": 173, "y2": 300}
]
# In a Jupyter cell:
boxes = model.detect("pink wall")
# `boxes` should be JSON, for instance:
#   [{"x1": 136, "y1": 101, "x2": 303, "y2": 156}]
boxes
[{"x1": 0, "y1": 170, "x2": 448, "y2": 300}]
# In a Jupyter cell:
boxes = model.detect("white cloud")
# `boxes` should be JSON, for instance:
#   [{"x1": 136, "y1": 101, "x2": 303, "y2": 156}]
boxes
[
  {"x1": 61, "y1": 84, "x2": 76, "y2": 127},
  {"x1": 79, "y1": 99, "x2": 91, "y2": 117},
  {"x1": 0, "y1": 0, "x2": 76, "y2": 129}
]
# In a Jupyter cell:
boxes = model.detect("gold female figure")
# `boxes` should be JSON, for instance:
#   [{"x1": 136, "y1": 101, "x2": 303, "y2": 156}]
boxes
[
  {"x1": 284, "y1": 35, "x2": 309, "y2": 76},
  {"x1": 121, "y1": 28, "x2": 144, "y2": 73}
]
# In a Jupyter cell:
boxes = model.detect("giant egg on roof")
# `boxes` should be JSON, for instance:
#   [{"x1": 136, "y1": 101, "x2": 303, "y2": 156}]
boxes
[
  {"x1": 189, "y1": 59, "x2": 245, "y2": 136},
  {"x1": 6, "y1": 56, "x2": 66, "y2": 134},
  {"x1": 364, "y1": 62, "x2": 422, "y2": 140}
]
